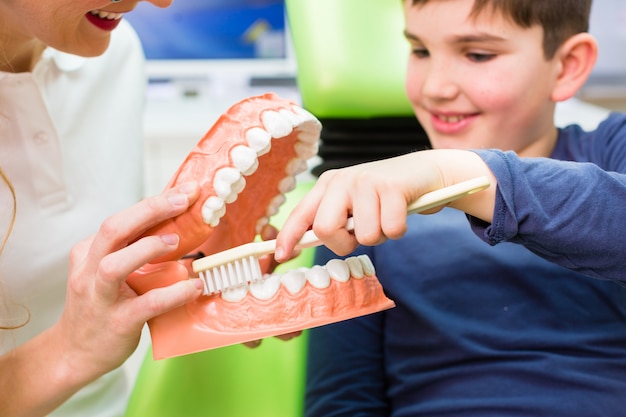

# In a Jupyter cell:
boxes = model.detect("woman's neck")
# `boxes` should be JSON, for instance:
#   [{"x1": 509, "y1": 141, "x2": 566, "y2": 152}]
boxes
[{"x1": 0, "y1": 37, "x2": 47, "y2": 73}]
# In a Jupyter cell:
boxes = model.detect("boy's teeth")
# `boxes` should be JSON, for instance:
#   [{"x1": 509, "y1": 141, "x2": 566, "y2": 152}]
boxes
[{"x1": 440, "y1": 115, "x2": 464, "y2": 123}]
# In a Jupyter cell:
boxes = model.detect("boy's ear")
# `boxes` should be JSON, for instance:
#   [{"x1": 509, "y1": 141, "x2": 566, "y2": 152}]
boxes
[{"x1": 551, "y1": 32, "x2": 598, "y2": 102}]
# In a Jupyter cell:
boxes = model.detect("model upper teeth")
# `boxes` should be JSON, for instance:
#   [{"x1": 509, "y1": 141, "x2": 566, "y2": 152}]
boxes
[
  {"x1": 200, "y1": 105, "x2": 320, "y2": 233},
  {"x1": 90, "y1": 10, "x2": 123, "y2": 20},
  {"x1": 199, "y1": 255, "x2": 376, "y2": 301}
]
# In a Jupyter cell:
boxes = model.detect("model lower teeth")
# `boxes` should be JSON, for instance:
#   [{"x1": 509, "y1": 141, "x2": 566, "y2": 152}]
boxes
[{"x1": 207, "y1": 255, "x2": 375, "y2": 302}]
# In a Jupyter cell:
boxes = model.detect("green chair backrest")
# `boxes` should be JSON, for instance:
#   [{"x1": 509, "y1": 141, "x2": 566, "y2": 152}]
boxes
[{"x1": 286, "y1": 0, "x2": 413, "y2": 118}]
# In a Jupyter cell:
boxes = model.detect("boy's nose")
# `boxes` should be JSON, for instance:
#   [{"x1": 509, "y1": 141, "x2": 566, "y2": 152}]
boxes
[{"x1": 421, "y1": 59, "x2": 459, "y2": 100}]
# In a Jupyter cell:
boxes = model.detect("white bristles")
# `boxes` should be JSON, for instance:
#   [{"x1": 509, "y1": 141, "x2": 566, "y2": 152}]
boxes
[{"x1": 199, "y1": 255, "x2": 263, "y2": 295}]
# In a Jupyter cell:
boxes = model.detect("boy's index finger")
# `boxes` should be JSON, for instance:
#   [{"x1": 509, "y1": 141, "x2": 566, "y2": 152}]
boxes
[{"x1": 275, "y1": 183, "x2": 327, "y2": 262}]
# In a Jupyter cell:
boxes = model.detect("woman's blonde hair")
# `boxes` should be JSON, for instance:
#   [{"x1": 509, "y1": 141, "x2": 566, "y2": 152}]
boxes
[{"x1": 0, "y1": 166, "x2": 30, "y2": 330}]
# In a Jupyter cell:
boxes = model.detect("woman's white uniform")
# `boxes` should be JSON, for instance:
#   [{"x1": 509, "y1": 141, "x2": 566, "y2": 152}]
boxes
[{"x1": 0, "y1": 20, "x2": 146, "y2": 417}]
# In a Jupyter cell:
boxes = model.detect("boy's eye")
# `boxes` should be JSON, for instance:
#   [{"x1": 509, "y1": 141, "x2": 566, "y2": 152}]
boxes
[
  {"x1": 467, "y1": 52, "x2": 496, "y2": 63},
  {"x1": 411, "y1": 48, "x2": 430, "y2": 58}
]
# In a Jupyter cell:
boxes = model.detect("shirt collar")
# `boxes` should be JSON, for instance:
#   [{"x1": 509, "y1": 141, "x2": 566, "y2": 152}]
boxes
[{"x1": 39, "y1": 47, "x2": 87, "y2": 72}]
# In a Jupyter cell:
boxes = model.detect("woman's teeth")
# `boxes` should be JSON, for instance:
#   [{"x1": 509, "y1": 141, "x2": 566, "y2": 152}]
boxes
[{"x1": 89, "y1": 10, "x2": 123, "y2": 20}]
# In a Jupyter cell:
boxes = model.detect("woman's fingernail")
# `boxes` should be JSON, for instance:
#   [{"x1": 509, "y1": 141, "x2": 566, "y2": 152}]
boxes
[
  {"x1": 191, "y1": 278, "x2": 204, "y2": 291},
  {"x1": 179, "y1": 181, "x2": 198, "y2": 195},
  {"x1": 160, "y1": 233, "x2": 179, "y2": 246},
  {"x1": 168, "y1": 193, "x2": 188, "y2": 207}
]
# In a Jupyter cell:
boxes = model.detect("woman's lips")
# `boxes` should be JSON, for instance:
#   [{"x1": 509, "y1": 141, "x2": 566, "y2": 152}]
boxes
[{"x1": 85, "y1": 11, "x2": 123, "y2": 31}]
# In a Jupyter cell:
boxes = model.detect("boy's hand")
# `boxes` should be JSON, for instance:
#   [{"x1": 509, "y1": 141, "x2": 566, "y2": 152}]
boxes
[
  {"x1": 275, "y1": 149, "x2": 496, "y2": 261},
  {"x1": 275, "y1": 152, "x2": 443, "y2": 261}
]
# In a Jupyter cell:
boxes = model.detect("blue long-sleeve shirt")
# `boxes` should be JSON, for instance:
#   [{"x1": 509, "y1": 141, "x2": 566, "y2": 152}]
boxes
[{"x1": 305, "y1": 113, "x2": 626, "y2": 417}]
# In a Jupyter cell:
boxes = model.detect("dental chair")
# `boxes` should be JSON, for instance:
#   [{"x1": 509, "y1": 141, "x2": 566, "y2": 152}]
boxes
[{"x1": 285, "y1": 0, "x2": 430, "y2": 176}]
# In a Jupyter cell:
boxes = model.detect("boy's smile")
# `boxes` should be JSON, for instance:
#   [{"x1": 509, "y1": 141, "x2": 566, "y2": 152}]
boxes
[{"x1": 403, "y1": 0, "x2": 560, "y2": 157}]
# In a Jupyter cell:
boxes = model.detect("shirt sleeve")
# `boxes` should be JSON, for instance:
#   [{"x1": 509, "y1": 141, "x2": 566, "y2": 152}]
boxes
[
  {"x1": 305, "y1": 246, "x2": 390, "y2": 417},
  {"x1": 468, "y1": 149, "x2": 626, "y2": 281}
]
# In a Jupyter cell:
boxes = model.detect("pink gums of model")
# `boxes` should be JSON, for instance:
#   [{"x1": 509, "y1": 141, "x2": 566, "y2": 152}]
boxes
[{"x1": 127, "y1": 93, "x2": 395, "y2": 359}]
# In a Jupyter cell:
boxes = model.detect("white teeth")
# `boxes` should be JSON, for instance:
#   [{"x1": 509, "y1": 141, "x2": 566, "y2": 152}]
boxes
[
  {"x1": 245, "y1": 127, "x2": 272, "y2": 156},
  {"x1": 201, "y1": 105, "x2": 322, "y2": 229},
  {"x1": 278, "y1": 108, "x2": 301, "y2": 126},
  {"x1": 231, "y1": 176, "x2": 246, "y2": 196},
  {"x1": 345, "y1": 256, "x2": 364, "y2": 279},
  {"x1": 231, "y1": 145, "x2": 259, "y2": 176},
  {"x1": 221, "y1": 285, "x2": 248, "y2": 302},
  {"x1": 280, "y1": 269, "x2": 307, "y2": 294},
  {"x1": 201, "y1": 196, "x2": 225, "y2": 226},
  {"x1": 249, "y1": 274, "x2": 281, "y2": 300},
  {"x1": 90, "y1": 10, "x2": 123, "y2": 20},
  {"x1": 294, "y1": 141, "x2": 318, "y2": 160},
  {"x1": 262, "y1": 110, "x2": 292, "y2": 138},
  {"x1": 214, "y1": 167, "x2": 243, "y2": 203},
  {"x1": 266, "y1": 194, "x2": 286, "y2": 217},
  {"x1": 278, "y1": 176, "x2": 297, "y2": 194},
  {"x1": 358, "y1": 255, "x2": 376, "y2": 276},
  {"x1": 213, "y1": 255, "x2": 376, "y2": 302},
  {"x1": 326, "y1": 259, "x2": 350, "y2": 282},
  {"x1": 306, "y1": 265, "x2": 331, "y2": 289},
  {"x1": 255, "y1": 216, "x2": 269, "y2": 235},
  {"x1": 439, "y1": 115, "x2": 465, "y2": 123},
  {"x1": 285, "y1": 159, "x2": 308, "y2": 177}
]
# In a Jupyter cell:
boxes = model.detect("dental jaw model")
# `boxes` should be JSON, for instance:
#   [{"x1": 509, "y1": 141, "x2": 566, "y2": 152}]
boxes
[{"x1": 127, "y1": 93, "x2": 395, "y2": 359}]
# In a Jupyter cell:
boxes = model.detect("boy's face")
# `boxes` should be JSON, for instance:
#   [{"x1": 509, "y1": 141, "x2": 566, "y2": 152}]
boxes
[{"x1": 403, "y1": 0, "x2": 559, "y2": 156}]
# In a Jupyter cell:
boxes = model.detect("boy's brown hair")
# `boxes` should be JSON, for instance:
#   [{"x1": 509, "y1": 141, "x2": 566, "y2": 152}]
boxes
[{"x1": 409, "y1": 0, "x2": 592, "y2": 59}]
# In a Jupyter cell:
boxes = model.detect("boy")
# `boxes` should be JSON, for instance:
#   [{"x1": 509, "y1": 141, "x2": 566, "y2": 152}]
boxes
[{"x1": 277, "y1": 0, "x2": 626, "y2": 415}]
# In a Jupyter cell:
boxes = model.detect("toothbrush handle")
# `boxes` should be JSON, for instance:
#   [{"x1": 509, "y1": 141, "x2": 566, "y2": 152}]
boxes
[
  {"x1": 294, "y1": 176, "x2": 490, "y2": 251},
  {"x1": 294, "y1": 217, "x2": 356, "y2": 251}
]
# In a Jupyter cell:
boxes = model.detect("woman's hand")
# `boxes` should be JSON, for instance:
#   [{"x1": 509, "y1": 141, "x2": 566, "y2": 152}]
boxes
[
  {"x1": 59, "y1": 183, "x2": 205, "y2": 387},
  {"x1": 1, "y1": 183, "x2": 207, "y2": 417}
]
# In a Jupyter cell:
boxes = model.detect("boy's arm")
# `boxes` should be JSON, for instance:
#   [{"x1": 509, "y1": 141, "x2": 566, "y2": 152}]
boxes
[
  {"x1": 470, "y1": 149, "x2": 626, "y2": 280},
  {"x1": 276, "y1": 148, "x2": 626, "y2": 280}
]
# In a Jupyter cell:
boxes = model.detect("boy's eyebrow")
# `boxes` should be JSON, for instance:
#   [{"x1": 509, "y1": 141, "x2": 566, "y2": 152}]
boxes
[
  {"x1": 403, "y1": 30, "x2": 420, "y2": 42},
  {"x1": 403, "y1": 29, "x2": 506, "y2": 44}
]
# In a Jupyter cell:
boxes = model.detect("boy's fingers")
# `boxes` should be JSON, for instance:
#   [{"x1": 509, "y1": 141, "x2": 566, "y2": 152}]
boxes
[{"x1": 275, "y1": 182, "x2": 328, "y2": 262}]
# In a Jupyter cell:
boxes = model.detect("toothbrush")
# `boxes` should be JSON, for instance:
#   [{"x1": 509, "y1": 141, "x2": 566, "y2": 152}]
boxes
[{"x1": 192, "y1": 176, "x2": 491, "y2": 295}]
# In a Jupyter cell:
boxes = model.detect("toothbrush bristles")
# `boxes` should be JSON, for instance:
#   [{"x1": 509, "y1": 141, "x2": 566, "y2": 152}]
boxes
[{"x1": 198, "y1": 255, "x2": 263, "y2": 295}]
